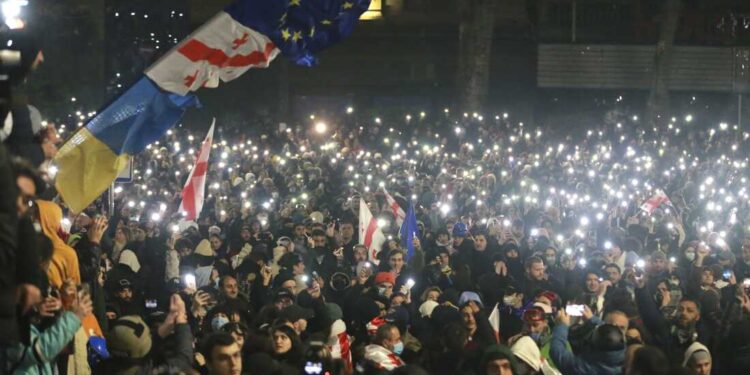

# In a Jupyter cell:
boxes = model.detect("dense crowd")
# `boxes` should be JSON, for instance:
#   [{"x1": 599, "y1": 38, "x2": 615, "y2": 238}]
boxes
[{"x1": 3, "y1": 103, "x2": 750, "y2": 375}]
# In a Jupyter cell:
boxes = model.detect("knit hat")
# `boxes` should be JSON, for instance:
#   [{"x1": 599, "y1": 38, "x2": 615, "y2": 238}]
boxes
[
  {"x1": 480, "y1": 345, "x2": 520, "y2": 375},
  {"x1": 418, "y1": 300, "x2": 439, "y2": 318},
  {"x1": 273, "y1": 271, "x2": 296, "y2": 289},
  {"x1": 326, "y1": 303, "x2": 343, "y2": 322},
  {"x1": 511, "y1": 336, "x2": 541, "y2": 371},
  {"x1": 683, "y1": 341, "x2": 711, "y2": 367},
  {"x1": 194, "y1": 239, "x2": 215, "y2": 257},
  {"x1": 374, "y1": 272, "x2": 396, "y2": 285},
  {"x1": 107, "y1": 316, "x2": 152, "y2": 359},
  {"x1": 208, "y1": 225, "x2": 222, "y2": 236}
]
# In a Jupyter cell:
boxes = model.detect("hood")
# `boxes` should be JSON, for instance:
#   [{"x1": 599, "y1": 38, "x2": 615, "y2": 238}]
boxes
[
  {"x1": 119, "y1": 249, "x2": 141, "y2": 273},
  {"x1": 37, "y1": 200, "x2": 65, "y2": 248},
  {"x1": 683, "y1": 341, "x2": 711, "y2": 367},
  {"x1": 511, "y1": 336, "x2": 541, "y2": 371},
  {"x1": 194, "y1": 239, "x2": 215, "y2": 257}
]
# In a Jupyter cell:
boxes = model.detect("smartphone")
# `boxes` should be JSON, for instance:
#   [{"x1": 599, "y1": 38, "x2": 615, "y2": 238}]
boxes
[
  {"x1": 145, "y1": 299, "x2": 158, "y2": 309},
  {"x1": 303, "y1": 361, "x2": 323, "y2": 375},
  {"x1": 565, "y1": 304, "x2": 585, "y2": 317},
  {"x1": 405, "y1": 278, "x2": 416, "y2": 289},
  {"x1": 723, "y1": 270, "x2": 733, "y2": 281},
  {"x1": 184, "y1": 274, "x2": 197, "y2": 290}
]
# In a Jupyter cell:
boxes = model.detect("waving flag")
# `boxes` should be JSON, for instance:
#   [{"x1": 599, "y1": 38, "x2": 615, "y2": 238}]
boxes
[
  {"x1": 640, "y1": 189, "x2": 674, "y2": 215},
  {"x1": 383, "y1": 188, "x2": 406, "y2": 228},
  {"x1": 399, "y1": 201, "x2": 419, "y2": 261},
  {"x1": 488, "y1": 303, "x2": 501, "y2": 343},
  {"x1": 179, "y1": 120, "x2": 215, "y2": 220},
  {"x1": 54, "y1": 0, "x2": 371, "y2": 213},
  {"x1": 359, "y1": 199, "x2": 385, "y2": 265},
  {"x1": 54, "y1": 78, "x2": 198, "y2": 212}
]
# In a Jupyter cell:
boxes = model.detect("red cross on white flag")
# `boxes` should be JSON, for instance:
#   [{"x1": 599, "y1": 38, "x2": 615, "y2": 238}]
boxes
[{"x1": 179, "y1": 120, "x2": 216, "y2": 220}]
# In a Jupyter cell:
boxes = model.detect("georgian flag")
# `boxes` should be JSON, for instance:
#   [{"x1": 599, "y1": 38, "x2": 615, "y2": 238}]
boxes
[
  {"x1": 489, "y1": 303, "x2": 501, "y2": 343},
  {"x1": 146, "y1": 11, "x2": 279, "y2": 96},
  {"x1": 359, "y1": 199, "x2": 386, "y2": 265},
  {"x1": 328, "y1": 319, "x2": 353, "y2": 372},
  {"x1": 383, "y1": 188, "x2": 406, "y2": 228},
  {"x1": 640, "y1": 189, "x2": 674, "y2": 215},
  {"x1": 179, "y1": 120, "x2": 215, "y2": 220}
]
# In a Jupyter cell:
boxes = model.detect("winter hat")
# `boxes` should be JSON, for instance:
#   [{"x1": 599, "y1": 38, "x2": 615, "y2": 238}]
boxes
[
  {"x1": 326, "y1": 303, "x2": 344, "y2": 322},
  {"x1": 208, "y1": 225, "x2": 222, "y2": 236},
  {"x1": 374, "y1": 272, "x2": 396, "y2": 285},
  {"x1": 194, "y1": 239, "x2": 215, "y2": 257},
  {"x1": 480, "y1": 345, "x2": 520, "y2": 375},
  {"x1": 511, "y1": 336, "x2": 542, "y2": 371},
  {"x1": 418, "y1": 300, "x2": 439, "y2": 318},
  {"x1": 107, "y1": 316, "x2": 152, "y2": 359},
  {"x1": 273, "y1": 270, "x2": 296, "y2": 289},
  {"x1": 683, "y1": 341, "x2": 711, "y2": 367},
  {"x1": 118, "y1": 249, "x2": 141, "y2": 273}
]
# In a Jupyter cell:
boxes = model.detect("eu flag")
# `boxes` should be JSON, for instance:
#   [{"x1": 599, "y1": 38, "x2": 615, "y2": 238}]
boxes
[{"x1": 400, "y1": 201, "x2": 420, "y2": 261}]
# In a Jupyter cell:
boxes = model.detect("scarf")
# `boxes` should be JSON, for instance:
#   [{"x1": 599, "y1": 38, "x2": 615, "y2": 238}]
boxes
[{"x1": 363, "y1": 344, "x2": 404, "y2": 371}]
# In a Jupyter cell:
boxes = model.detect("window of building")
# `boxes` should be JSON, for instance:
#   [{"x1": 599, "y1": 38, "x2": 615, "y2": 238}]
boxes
[{"x1": 360, "y1": 0, "x2": 383, "y2": 20}]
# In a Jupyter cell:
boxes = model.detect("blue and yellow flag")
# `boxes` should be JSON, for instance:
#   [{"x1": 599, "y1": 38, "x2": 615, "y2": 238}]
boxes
[
  {"x1": 54, "y1": 0, "x2": 371, "y2": 212},
  {"x1": 54, "y1": 78, "x2": 198, "y2": 212}
]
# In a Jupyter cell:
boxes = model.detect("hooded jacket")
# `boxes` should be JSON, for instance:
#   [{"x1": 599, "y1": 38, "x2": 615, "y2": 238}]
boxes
[
  {"x1": 549, "y1": 324, "x2": 624, "y2": 375},
  {"x1": 38, "y1": 200, "x2": 80, "y2": 288},
  {"x1": 682, "y1": 341, "x2": 711, "y2": 367}
]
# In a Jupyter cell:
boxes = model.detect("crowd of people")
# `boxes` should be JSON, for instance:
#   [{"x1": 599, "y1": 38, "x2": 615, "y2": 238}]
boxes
[{"x1": 3, "y1": 102, "x2": 750, "y2": 375}]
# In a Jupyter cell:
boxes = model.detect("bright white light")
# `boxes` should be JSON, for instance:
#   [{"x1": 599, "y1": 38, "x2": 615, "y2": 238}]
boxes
[
  {"x1": 150, "y1": 213, "x2": 161, "y2": 222},
  {"x1": 47, "y1": 165, "x2": 58, "y2": 178},
  {"x1": 314, "y1": 122, "x2": 327, "y2": 134},
  {"x1": 685, "y1": 114, "x2": 693, "y2": 122},
  {"x1": 377, "y1": 218, "x2": 387, "y2": 228},
  {"x1": 2, "y1": 1, "x2": 28, "y2": 29},
  {"x1": 346, "y1": 107, "x2": 354, "y2": 114}
]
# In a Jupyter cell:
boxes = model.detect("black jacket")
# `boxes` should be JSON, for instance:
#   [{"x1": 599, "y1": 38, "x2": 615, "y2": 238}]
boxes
[{"x1": 0, "y1": 143, "x2": 19, "y2": 344}]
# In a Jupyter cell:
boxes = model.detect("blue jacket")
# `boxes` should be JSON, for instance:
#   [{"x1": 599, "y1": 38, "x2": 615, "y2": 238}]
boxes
[
  {"x1": 6, "y1": 311, "x2": 82, "y2": 375},
  {"x1": 550, "y1": 324, "x2": 624, "y2": 375}
]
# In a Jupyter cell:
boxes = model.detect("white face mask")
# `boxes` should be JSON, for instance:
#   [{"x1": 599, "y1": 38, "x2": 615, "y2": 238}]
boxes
[
  {"x1": 502, "y1": 296, "x2": 516, "y2": 306},
  {"x1": 685, "y1": 252, "x2": 695, "y2": 262}
]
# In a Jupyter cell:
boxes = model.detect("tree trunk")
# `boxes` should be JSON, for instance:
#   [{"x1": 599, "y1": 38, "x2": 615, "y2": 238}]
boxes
[
  {"x1": 457, "y1": 0, "x2": 496, "y2": 114},
  {"x1": 646, "y1": 0, "x2": 682, "y2": 126}
]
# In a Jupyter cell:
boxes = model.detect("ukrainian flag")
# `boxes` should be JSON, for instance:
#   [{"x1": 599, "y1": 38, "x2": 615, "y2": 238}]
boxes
[
  {"x1": 54, "y1": 77, "x2": 197, "y2": 213},
  {"x1": 54, "y1": 0, "x2": 371, "y2": 213}
]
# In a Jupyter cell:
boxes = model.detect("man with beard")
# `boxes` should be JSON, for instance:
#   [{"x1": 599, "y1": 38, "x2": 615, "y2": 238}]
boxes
[
  {"x1": 304, "y1": 229, "x2": 338, "y2": 279},
  {"x1": 634, "y1": 272, "x2": 712, "y2": 363}
]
